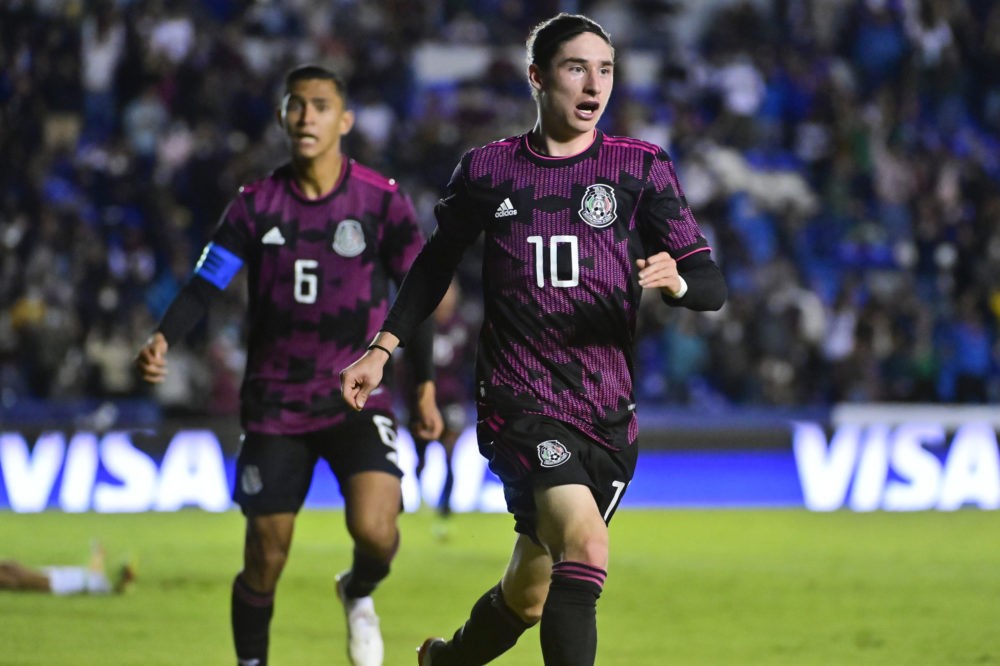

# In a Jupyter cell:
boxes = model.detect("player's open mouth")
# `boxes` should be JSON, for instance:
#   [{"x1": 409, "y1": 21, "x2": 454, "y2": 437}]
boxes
[
  {"x1": 576, "y1": 101, "x2": 600, "y2": 119},
  {"x1": 294, "y1": 134, "x2": 319, "y2": 145}
]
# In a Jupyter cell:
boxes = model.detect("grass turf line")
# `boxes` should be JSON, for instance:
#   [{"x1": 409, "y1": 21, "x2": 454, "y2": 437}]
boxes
[{"x1": 0, "y1": 508, "x2": 997, "y2": 665}]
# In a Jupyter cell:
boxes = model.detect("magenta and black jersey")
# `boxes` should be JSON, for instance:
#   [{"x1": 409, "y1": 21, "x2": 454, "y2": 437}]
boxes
[
  {"x1": 384, "y1": 131, "x2": 721, "y2": 451},
  {"x1": 203, "y1": 161, "x2": 425, "y2": 434}
]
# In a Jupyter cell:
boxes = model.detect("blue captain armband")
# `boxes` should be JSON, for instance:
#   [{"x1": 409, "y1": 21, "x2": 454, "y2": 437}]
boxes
[{"x1": 193, "y1": 242, "x2": 244, "y2": 290}]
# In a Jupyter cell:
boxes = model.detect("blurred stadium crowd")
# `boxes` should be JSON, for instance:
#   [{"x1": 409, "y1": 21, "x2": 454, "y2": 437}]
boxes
[{"x1": 1, "y1": 0, "x2": 998, "y2": 417}]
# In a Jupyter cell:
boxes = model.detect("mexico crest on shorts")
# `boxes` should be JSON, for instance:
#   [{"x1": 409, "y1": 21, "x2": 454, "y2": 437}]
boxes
[
  {"x1": 332, "y1": 219, "x2": 366, "y2": 257},
  {"x1": 240, "y1": 464, "x2": 263, "y2": 495},
  {"x1": 537, "y1": 439, "x2": 571, "y2": 468},
  {"x1": 579, "y1": 183, "x2": 617, "y2": 228}
]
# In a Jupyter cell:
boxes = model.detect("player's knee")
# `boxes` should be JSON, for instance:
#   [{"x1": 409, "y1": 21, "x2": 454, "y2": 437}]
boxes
[
  {"x1": 246, "y1": 542, "x2": 289, "y2": 579},
  {"x1": 347, "y1": 515, "x2": 398, "y2": 558},
  {"x1": 562, "y1": 531, "x2": 609, "y2": 569}
]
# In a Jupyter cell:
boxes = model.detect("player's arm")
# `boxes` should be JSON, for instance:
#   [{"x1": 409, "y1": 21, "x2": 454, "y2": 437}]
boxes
[
  {"x1": 343, "y1": 160, "x2": 482, "y2": 411},
  {"x1": 637, "y1": 249, "x2": 726, "y2": 311},
  {"x1": 637, "y1": 150, "x2": 727, "y2": 312},
  {"x1": 376, "y1": 188, "x2": 445, "y2": 434},
  {"x1": 341, "y1": 231, "x2": 463, "y2": 411},
  {"x1": 135, "y1": 219, "x2": 247, "y2": 383},
  {"x1": 404, "y1": 317, "x2": 444, "y2": 439}
]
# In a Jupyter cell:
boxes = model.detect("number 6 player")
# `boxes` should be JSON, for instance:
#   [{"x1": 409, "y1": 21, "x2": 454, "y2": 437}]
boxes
[{"x1": 136, "y1": 64, "x2": 442, "y2": 666}]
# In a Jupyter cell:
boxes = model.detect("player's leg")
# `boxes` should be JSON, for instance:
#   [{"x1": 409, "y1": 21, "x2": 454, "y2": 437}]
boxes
[
  {"x1": 534, "y1": 483, "x2": 609, "y2": 666},
  {"x1": 420, "y1": 411, "x2": 561, "y2": 666},
  {"x1": 420, "y1": 533, "x2": 549, "y2": 666},
  {"x1": 436, "y1": 401, "x2": 468, "y2": 518},
  {"x1": 531, "y1": 434, "x2": 638, "y2": 666},
  {"x1": 0, "y1": 560, "x2": 52, "y2": 592},
  {"x1": 232, "y1": 513, "x2": 294, "y2": 666},
  {"x1": 325, "y1": 410, "x2": 404, "y2": 666},
  {"x1": 412, "y1": 435, "x2": 430, "y2": 483},
  {"x1": 340, "y1": 470, "x2": 402, "y2": 596},
  {"x1": 231, "y1": 433, "x2": 315, "y2": 666},
  {"x1": 437, "y1": 428, "x2": 459, "y2": 517}
]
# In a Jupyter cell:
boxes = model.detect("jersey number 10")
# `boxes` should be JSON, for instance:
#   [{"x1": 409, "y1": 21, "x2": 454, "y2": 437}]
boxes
[{"x1": 527, "y1": 235, "x2": 579, "y2": 288}]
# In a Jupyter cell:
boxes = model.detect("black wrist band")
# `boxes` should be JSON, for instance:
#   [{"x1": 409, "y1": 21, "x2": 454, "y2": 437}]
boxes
[{"x1": 367, "y1": 343, "x2": 393, "y2": 358}]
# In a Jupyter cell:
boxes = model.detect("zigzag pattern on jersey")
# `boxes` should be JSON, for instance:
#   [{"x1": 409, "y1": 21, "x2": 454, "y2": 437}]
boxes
[
  {"x1": 460, "y1": 133, "x2": 648, "y2": 449},
  {"x1": 226, "y1": 163, "x2": 422, "y2": 433}
]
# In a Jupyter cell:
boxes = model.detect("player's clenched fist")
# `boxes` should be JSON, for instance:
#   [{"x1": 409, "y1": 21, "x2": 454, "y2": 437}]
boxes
[
  {"x1": 636, "y1": 251, "x2": 686, "y2": 298},
  {"x1": 135, "y1": 332, "x2": 169, "y2": 383}
]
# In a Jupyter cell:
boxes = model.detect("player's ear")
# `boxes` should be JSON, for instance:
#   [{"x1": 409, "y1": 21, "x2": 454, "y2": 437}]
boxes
[
  {"x1": 338, "y1": 108, "x2": 355, "y2": 137},
  {"x1": 528, "y1": 63, "x2": 544, "y2": 94},
  {"x1": 277, "y1": 93, "x2": 290, "y2": 129}
]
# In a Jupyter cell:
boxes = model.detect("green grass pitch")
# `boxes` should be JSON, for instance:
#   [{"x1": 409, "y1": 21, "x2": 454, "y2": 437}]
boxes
[{"x1": 0, "y1": 508, "x2": 997, "y2": 665}]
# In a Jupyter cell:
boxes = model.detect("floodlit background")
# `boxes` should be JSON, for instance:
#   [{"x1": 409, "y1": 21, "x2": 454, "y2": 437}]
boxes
[
  {"x1": 1, "y1": 2, "x2": 999, "y2": 665},
  {"x1": 1, "y1": 0, "x2": 998, "y2": 511}
]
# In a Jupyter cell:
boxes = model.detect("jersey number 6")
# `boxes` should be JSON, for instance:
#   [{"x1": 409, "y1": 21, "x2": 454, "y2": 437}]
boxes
[{"x1": 294, "y1": 259, "x2": 319, "y2": 304}]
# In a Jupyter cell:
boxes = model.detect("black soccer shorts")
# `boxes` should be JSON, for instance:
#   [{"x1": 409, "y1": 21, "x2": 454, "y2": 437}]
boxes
[
  {"x1": 233, "y1": 409, "x2": 403, "y2": 515},
  {"x1": 477, "y1": 413, "x2": 639, "y2": 540}
]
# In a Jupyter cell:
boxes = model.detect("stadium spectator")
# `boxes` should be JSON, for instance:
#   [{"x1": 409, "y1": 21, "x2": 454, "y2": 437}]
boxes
[
  {"x1": 340, "y1": 13, "x2": 726, "y2": 666},
  {"x1": 1, "y1": 0, "x2": 999, "y2": 419},
  {"x1": 134, "y1": 64, "x2": 443, "y2": 666}
]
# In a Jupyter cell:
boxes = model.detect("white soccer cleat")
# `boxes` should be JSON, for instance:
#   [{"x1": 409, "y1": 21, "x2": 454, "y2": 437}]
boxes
[
  {"x1": 417, "y1": 637, "x2": 446, "y2": 666},
  {"x1": 336, "y1": 572, "x2": 384, "y2": 666}
]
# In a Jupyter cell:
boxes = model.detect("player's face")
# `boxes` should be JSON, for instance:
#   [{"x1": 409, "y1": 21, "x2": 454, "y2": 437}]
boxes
[
  {"x1": 531, "y1": 32, "x2": 614, "y2": 139},
  {"x1": 280, "y1": 78, "x2": 354, "y2": 161}
]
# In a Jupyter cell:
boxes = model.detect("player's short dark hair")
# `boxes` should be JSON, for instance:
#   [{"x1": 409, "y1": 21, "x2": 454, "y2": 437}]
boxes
[
  {"x1": 283, "y1": 64, "x2": 348, "y2": 100},
  {"x1": 526, "y1": 13, "x2": 614, "y2": 70}
]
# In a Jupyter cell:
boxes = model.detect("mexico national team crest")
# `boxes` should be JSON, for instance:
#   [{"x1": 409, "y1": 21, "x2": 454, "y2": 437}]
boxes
[
  {"x1": 240, "y1": 464, "x2": 263, "y2": 496},
  {"x1": 537, "y1": 439, "x2": 571, "y2": 468},
  {"x1": 579, "y1": 183, "x2": 617, "y2": 228},
  {"x1": 332, "y1": 219, "x2": 366, "y2": 257}
]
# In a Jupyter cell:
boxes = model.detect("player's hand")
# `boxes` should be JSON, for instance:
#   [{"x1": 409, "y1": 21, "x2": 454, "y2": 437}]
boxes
[
  {"x1": 135, "y1": 332, "x2": 169, "y2": 383},
  {"x1": 340, "y1": 351, "x2": 388, "y2": 411},
  {"x1": 410, "y1": 381, "x2": 444, "y2": 441},
  {"x1": 636, "y1": 252, "x2": 684, "y2": 297}
]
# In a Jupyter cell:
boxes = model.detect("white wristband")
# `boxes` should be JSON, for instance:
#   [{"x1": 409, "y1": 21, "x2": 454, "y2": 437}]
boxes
[{"x1": 668, "y1": 275, "x2": 688, "y2": 299}]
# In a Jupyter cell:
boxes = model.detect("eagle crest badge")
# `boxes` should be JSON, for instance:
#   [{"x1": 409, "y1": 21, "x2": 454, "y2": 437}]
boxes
[
  {"x1": 537, "y1": 439, "x2": 571, "y2": 468},
  {"x1": 332, "y1": 219, "x2": 366, "y2": 257},
  {"x1": 579, "y1": 183, "x2": 617, "y2": 228}
]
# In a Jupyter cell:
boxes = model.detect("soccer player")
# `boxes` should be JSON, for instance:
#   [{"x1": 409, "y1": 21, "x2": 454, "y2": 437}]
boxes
[
  {"x1": 0, "y1": 543, "x2": 135, "y2": 596},
  {"x1": 341, "y1": 13, "x2": 726, "y2": 666},
  {"x1": 135, "y1": 64, "x2": 442, "y2": 666},
  {"x1": 409, "y1": 279, "x2": 474, "y2": 521}
]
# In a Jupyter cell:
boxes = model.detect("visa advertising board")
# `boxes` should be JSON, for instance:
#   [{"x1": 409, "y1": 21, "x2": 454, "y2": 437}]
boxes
[{"x1": 1, "y1": 405, "x2": 997, "y2": 513}]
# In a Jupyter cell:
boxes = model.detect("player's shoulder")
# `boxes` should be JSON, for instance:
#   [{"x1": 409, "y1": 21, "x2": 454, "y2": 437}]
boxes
[
  {"x1": 235, "y1": 165, "x2": 289, "y2": 205},
  {"x1": 601, "y1": 132, "x2": 666, "y2": 159},
  {"x1": 347, "y1": 159, "x2": 402, "y2": 193},
  {"x1": 473, "y1": 134, "x2": 521, "y2": 157},
  {"x1": 473, "y1": 134, "x2": 523, "y2": 155},
  {"x1": 463, "y1": 133, "x2": 523, "y2": 171}
]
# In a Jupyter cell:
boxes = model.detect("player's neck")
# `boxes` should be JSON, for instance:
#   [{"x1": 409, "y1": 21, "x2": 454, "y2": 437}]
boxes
[
  {"x1": 291, "y1": 151, "x2": 345, "y2": 199},
  {"x1": 528, "y1": 123, "x2": 596, "y2": 158}
]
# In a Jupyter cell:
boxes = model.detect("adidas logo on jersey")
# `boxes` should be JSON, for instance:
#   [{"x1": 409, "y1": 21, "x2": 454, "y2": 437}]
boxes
[
  {"x1": 494, "y1": 198, "x2": 518, "y2": 218},
  {"x1": 261, "y1": 227, "x2": 286, "y2": 245}
]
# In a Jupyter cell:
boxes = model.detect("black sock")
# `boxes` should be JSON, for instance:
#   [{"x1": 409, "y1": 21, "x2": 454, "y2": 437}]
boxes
[
  {"x1": 539, "y1": 561, "x2": 605, "y2": 666},
  {"x1": 438, "y1": 463, "x2": 454, "y2": 516},
  {"x1": 341, "y1": 534, "x2": 397, "y2": 598},
  {"x1": 437, "y1": 582, "x2": 533, "y2": 666},
  {"x1": 231, "y1": 574, "x2": 274, "y2": 666}
]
